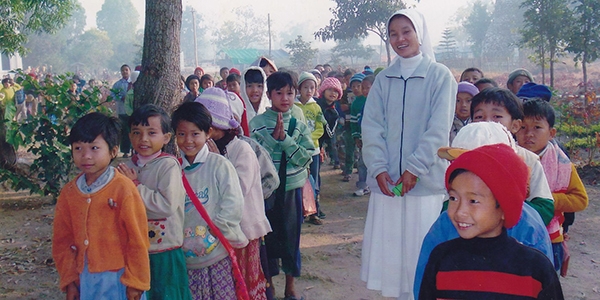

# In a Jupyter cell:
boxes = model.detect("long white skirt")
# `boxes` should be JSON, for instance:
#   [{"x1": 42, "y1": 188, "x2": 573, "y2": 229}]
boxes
[{"x1": 360, "y1": 192, "x2": 444, "y2": 299}]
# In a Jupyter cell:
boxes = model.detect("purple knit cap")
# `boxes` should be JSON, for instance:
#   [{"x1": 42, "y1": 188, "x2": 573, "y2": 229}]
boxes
[
  {"x1": 195, "y1": 87, "x2": 240, "y2": 130},
  {"x1": 457, "y1": 81, "x2": 479, "y2": 97}
]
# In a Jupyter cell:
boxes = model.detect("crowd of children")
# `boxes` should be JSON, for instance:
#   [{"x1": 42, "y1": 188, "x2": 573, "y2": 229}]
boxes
[{"x1": 48, "y1": 8, "x2": 592, "y2": 300}]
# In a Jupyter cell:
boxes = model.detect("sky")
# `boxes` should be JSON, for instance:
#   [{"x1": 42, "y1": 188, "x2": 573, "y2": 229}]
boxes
[{"x1": 79, "y1": 0, "x2": 471, "y2": 49}]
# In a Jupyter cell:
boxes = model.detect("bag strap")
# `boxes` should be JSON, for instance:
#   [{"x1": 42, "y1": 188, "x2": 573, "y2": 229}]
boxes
[
  {"x1": 181, "y1": 172, "x2": 250, "y2": 300},
  {"x1": 275, "y1": 117, "x2": 297, "y2": 200}
]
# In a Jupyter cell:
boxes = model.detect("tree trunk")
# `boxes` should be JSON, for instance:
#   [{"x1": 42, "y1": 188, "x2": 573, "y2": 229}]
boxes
[
  {"x1": 135, "y1": 0, "x2": 182, "y2": 154},
  {"x1": 549, "y1": 47, "x2": 555, "y2": 88},
  {"x1": 385, "y1": 38, "x2": 391, "y2": 66}
]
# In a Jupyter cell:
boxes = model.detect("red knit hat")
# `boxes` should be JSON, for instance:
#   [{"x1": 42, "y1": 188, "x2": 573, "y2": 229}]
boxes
[
  {"x1": 229, "y1": 68, "x2": 241, "y2": 75},
  {"x1": 318, "y1": 77, "x2": 343, "y2": 100},
  {"x1": 445, "y1": 143, "x2": 528, "y2": 228}
]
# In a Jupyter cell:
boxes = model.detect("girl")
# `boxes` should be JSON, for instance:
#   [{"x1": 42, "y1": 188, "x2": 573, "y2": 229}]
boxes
[
  {"x1": 200, "y1": 74, "x2": 214, "y2": 91},
  {"x1": 184, "y1": 75, "x2": 201, "y2": 103},
  {"x1": 360, "y1": 9, "x2": 457, "y2": 299},
  {"x1": 53, "y1": 112, "x2": 150, "y2": 300},
  {"x1": 196, "y1": 87, "x2": 272, "y2": 299},
  {"x1": 450, "y1": 81, "x2": 479, "y2": 144},
  {"x1": 172, "y1": 102, "x2": 248, "y2": 299},
  {"x1": 241, "y1": 67, "x2": 270, "y2": 121}
]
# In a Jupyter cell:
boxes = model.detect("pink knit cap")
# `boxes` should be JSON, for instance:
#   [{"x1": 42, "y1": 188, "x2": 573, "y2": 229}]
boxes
[
  {"x1": 318, "y1": 77, "x2": 343, "y2": 100},
  {"x1": 195, "y1": 87, "x2": 240, "y2": 130}
]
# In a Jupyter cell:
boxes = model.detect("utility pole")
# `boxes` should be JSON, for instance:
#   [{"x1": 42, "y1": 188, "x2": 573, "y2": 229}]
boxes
[
  {"x1": 268, "y1": 13, "x2": 272, "y2": 57},
  {"x1": 191, "y1": 8, "x2": 198, "y2": 67}
]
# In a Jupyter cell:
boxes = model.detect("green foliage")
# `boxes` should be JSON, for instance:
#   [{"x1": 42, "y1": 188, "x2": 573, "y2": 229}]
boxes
[
  {"x1": 330, "y1": 39, "x2": 374, "y2": 66},
  {"x1": 213, "y1": 6, "x2": 268, "y2": 51},
  {"x1": 463, "y1": 1, "x2": 491, "y2": 59},
  {"x1": 285, "y1": 36, "x2": 318, "y2": 71},
  {"x1": 96, "y1": 0, "x2": 141, "y2": 69},
  {"x1": 565, "y1": 0, "x2": 600, "y2": 83},
  {"x1": 438, "y1": 28, "x2": 458, "y2": 61},
  {"x1": 0, "y1": 0, "x2": 78, "y2": 55},
  {"x1": 0, "y1": 72, "x2": 113, "y2": 200}
]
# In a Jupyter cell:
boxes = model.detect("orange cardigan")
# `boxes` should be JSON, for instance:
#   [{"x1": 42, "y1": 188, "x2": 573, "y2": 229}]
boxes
[{"x1": 52, "y1": 171, "x2": 150, "y2": 291}]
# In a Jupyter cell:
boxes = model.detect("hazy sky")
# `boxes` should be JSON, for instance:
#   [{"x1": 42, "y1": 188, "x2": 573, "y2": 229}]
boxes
[{"x1": 79, "y1": 0, "x2": 471, "y2": 48}]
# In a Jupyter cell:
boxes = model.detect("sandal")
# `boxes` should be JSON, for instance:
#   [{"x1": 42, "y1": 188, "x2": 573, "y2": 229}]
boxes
[
  {"x1": 308, "y1": 215, "x2": 323, "y2": 225},
  {"x1": 342, "y1": 174, "x2": 351, "y2": 182}
]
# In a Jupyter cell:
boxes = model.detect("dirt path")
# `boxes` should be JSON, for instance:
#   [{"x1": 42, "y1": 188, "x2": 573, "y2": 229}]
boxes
[{"x1": 1, "y1": 163, "x2": 599, "y2": 299}]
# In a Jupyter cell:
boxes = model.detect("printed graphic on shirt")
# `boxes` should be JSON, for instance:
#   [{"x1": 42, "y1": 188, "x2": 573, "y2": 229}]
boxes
[
  {"x1": 183, "y1": 225, "x2": 219, "y2": 257},
  {"x1": 148, "y1": 219, "x2": 167, "y2": 244},
  {"x1": 184, "y1": 187, "x2": 209, "y2": 212}
]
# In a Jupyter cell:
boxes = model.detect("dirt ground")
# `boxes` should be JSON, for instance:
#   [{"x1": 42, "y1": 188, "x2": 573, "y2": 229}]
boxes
[{"x1": 0, "y1": 161, "x2": 599, "y2": 299}]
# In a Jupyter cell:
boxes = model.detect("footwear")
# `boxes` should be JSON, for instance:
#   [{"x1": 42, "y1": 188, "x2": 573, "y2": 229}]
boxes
[
  {"x1": 333, "y1": 164, "x2": 341, "y2": 169},
  {"x1": 342, "y1": 174, "x2": 351, "y2": 182},
  {"x1": 354, "y1": 187, "x2": 371, "y2": 196},
  {"x1": 318, "y1": 210, "x2": 326, "y2": 219},
  {"x1": 308, "y1": 215, "x2": 323, "y2": 225},
  {"x1": 284, "y1": 296, "x2": 304, "y2": 300}
]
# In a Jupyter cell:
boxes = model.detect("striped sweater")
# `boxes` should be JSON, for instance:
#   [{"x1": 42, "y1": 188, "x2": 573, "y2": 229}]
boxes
[{"x1": 249, "y1": 109, "x2": 314, "y2": 191}]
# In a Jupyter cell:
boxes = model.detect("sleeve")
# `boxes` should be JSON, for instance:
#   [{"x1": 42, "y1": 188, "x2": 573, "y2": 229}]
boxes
[
  {"x1": 250, "y1": 119, "x2": 277, "y2": 154},
  {"x1": 52, "y1": 188, "x2": 80, "y2": 291},
  {"x1": 311, "y1": 108, "x2": 326, "y2": 143},
  {"x1": 536, "y1": 256, "x2": 565, "y2": 299},
  {"x1": 405, "y1": 69, "x2": 457, "y2": 178},
  {"x1": 281, "y1": 122, "x2": 314, "y2": 169},
  {"x1": 214, "y1": 160, "x2": 249, "y2": 248},
  {"x1": 552, "y1": 164, "x2": 588, "y2": 213},
  {"x1": 136, "y1": 159, "x2": 185, "y2": 220},
  {"x1": 119, "y1": 186, "x2": 151, "y2": 291},
  {"x1": 526, "y1": 160, "x2": 556, "y2": 225},
  {"x1": 361, "y1": 77, "x2": 390, "y2": 178},
  {"x1": 350, "y1": 100, "x2": 360, "y2": 139},
  {"x1": 526, "y1": 198, "x2": 555, "y2": 225},
  {"x1": 231, "y1": 143, "x2": 262, "y2": 205}
]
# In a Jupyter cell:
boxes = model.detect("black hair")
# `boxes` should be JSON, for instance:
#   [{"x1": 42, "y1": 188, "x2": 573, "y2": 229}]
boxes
[
  {"x1": 470, "y1": 87, "x2": 524, "y2": 120},
  {"x1": 259, "y1": 58, "x2": 269, "y2": 68},
  {"x1": 220, "y1": 67, "x2": 229, "y2": 72},
  {"x1": 244, "y1": 69, "x2": 264, "y2": 85},
  {"x1": 200, "y1": 74, "x2": 213, "y2": 84},
  {"x1": 323, "y1": 63, "x2": 332, "y2": 68},
  {"x1": 343, "y1": 68, "x2": 355, "y2": 77},
  {"x1": 267, "y1": 71, "x2": 294, "y2": 94},
  {"x1": 185, "y1": 74, "x2": 200, "y2": 90},
  {"x1": 129, "y1": 104, "x2": 172, "y2": 134},
  {"x1": 448, "y1": 168, "x2": 468, "y2": 185},
  {"x1": 226, "y1": 73, "x2": 241, "y2": 84},
  {"x1": 171, "y1": 102, "x2": 212, "y2": 133},
  {"x1": 522, "y1": 99, "x2": 556, "y2": 128},
  {"x1": 120, "y1": 64, "x2": 130, "y2": 71},
  {"x1": 362, "y1": 75, "x2": 375, "y2": 84},
  {"x1": 69, "y1": 112, "x2": 121, "y2": 150},
  {"x1": 460, "y1": 67, "x2": 484, "y2": 80},
  {"x1": 328, "y1": 71, "x2": 340, "y2": 78},
  {"x1": 1, "y1": 78, "x2": 9, "y2": 84},
  {"x1": 314, "y1": 64, "x2": 323, "y2": 69},
  {"x1": 474, "y1": 78, "x2": 498, "y2": 88}
]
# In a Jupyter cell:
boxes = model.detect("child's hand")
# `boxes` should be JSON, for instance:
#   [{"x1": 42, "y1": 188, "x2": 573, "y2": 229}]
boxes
[
  {"x1": 65, "y1": 282, "x2": 79, "y2": 300},
  {"x1": 272, "y1": 112, "x2": 286, "y2": 141},
  {"x1": 126, "y1": 287, "x2": 144, "y2": 300},
  {"x1": 117, "y1": 163, "x2": 137, "y2": 181},
  {"x1": 355, "y1": 138, "x2": 363, "y2": 149},
  {"x1": 206, "y1": 138, "x2": 219, "y2": 153}
]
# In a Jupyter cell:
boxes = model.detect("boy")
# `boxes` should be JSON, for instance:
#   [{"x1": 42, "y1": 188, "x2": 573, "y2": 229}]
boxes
[
  {"x1": 506, "y1": 68, "x2": 533, "y2": 95},
  {"x1": 249, "y1": 71, "x2": 314, "y2": 300},
  {"x1": 350, "y1": 74, "x2": 372, "y2": 196},
  {"x1": 516, "y1": 99, "x2": 588, "y2": 272},
  {"x1": 341, "y1": 73, "x2": 364, "y2": 182},
  {"x1": 117, "y1": 104, "x2": 191, "y2": 299},
  {"x1": 53, "y1": 113, "x2": 149, "y2": 299},
  {"x1": 419, "y1": 144, "x2": 563, "y2": 299},
  {"x1": 450, "y1": 81, "x2": 478, "y2": 143}
]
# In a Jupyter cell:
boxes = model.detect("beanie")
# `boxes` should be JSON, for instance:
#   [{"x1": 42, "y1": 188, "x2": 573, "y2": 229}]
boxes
[
  {"x1": 229, "y1": 68, "x2": 241, "y2": 75},
  {"x1": 349, "y1": 73, "x2": 366, "y2": 85},
  {"x1": 507, "y1": 68, "x2": 533, "y2": 85},
  {"x1": 318, "y1": 77, "x2": 343, "y2": 100},
  {"x1": 516, "y1": 82, "x2": 552, "y2": 102},
  {"x1": 195, "y1": 87, "x2": 240, "y2": 130},
  {"x1": 194, "y1": 67, "x2": 204, "y2": 75},
  {"x1": 298, "y1": 72, "x2": 317, "y2": 88},
  {"x1": 374, "y1": 67, "x2": 384, "y2": 76},
  {"x1": 457, "y1": 82, "x2": 479, "y2": 97},
  {"x1": 363, "y1": 66, "x2": 374, "y2": 75},
  {"x1": 445, "y1": 143, "x2": 528, "y2": 228},
  {"x1": 185, "y1": 74, "x2": 200, "y2": 90},
  {"x1": 310, "y1": 69, "x2": 322, "y2": 80}
]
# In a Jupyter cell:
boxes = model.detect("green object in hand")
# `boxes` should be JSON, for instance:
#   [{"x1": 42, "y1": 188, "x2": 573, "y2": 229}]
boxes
[{"x1": 392, "y1": 178, "x2": 419, "y2": 197}]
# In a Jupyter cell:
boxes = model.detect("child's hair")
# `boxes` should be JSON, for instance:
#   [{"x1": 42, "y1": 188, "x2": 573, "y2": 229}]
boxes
[
  {"x1": 459, "y1": 67, "x2": 484, "y2": 81},
  {"x1": 200, "y1": 74, "x2": 213, "y2": 84},
  {"x1": 185, "y1": 74, "x2": 200, "y2": 90},
  {"x1": 522, "y1": 99, "x2": 555, "y2": 128},
  {"x1": 69, "y1": 112, "x2": 121, "y2": 150},
  {"x1": 226, "y1": 73, "x2": 241, "y2": 84},
  {"x1": 266, "y1": 71, "x2": 294, "y2": 94},
  {"x1": 244, "y1": 69, "x2": 264, "y2": 84},
  {"x1": 129, "y1": 104, "x2": 172, "y2": 134},
  {"x1": 362, "y1": 75, "x2": 375, "y2": 85},
  {"x1": 1, "y1": 78, "x2": 9, "y2": 85},
  {"x1": 474, "y1": 78, "x2": 498, "y2": 88},
  {"x1": 120, "y1": 64, "x2": 130, "y2": 72},
  {"x1": 343, "y1": 68, "x2": 355, "y2": 78},
  {"x1": 220, "y1": 67, "x2": 229, "y2": 73},
  {"x1": 171, "y1": 102, "x2": 212, "y2": 133},
  {"x1": 470, "y1": 87, "x2": 524, "y2": 120}
]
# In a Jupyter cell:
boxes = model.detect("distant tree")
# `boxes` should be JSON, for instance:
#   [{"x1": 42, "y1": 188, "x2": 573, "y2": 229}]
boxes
[
  {"x1": 439, "y1": 28, "x2": 458, "y2": 61},
  {"x1": 482, "y1": 0, "x2": 524, "y2": 64},
  {"x1": 520, "y1": 0, "x2": 570, "y2": 87},
  {"x1": 181, "y1": 6, "x2": 208, "y2": 67},
  {"x1": 286, "y1": 35, "x2": 318, "y2": 71},
  {"x1": 314, "y1": 0, "x2": 406, "y2": 65},
  {"x1": 330, "y1": 39, "x2": 374, "y2": 66},
  {"x1": 0, "y1": 0, "x2": 78, "y2": 55},
  {"x1": 463, "y1": 1, "x2": 491, "y2": 66},
  {"x1": 213, "y1": 6, "x2": 268, "y2": 50},
  {"x1": 69, "y1": 29, "x2": 114, "y2": 73},
  {"x1": 96, "y1": 0, "x2": 140, "y2": 69},
  {"x1": 565, "y1": 0, "x2": 600, "y2": 86}
]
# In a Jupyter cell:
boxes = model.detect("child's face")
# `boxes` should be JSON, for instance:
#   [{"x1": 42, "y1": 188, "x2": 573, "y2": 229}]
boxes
[
  {"x1": 262, "y1": 65, "x2": 275, "y2": 77},
  {"x1": 201, "y1": 79, "x2": 213, "y2": 90},
  {"x1": 220, "y1": 69, "x2": 229, "y2": 80},
  {"x1": 455, "y1": 92, "x2": 473, "y2": 121},
  {"x1": 189, "y1": 79, "x2": 200, "y2": 93},
  {"x1": 176, "y1": 120, "x2": 210, "y2": 163},
  {"x1": 121, "y1": 67, "x2": 131, "y2": 79},
  {"x1": 508, "y1": 75, "x2": 531, "y2": 94},
  {"x1": 475, "y1": 83, "x2": 494, "y2": 92},
  {"x1": 461, "y1": 71, "x2": 482, "y2": 84},
  {"x1": 350, "y1": 81, "x2": 362, "y2": 97},
  {"x1": 516, "y1": 116, "x2": 556, "y2": 155},
  {"x1": 323, "y1": 88, "x2": 339, "y2": 103},
  {"x1": 299, "y1": 80, "x2": 316, "y2": 101},
  {"x1": 129, "y1": 116, "x2": 171, "y2": 157},
  {"x1": 227, "y1": 81, "x2": 240, "y2": 94},
  {"x1": 246, "y1": 82, "x2": 264, "y2": 104},
  {"x1": 72, "y1": 135, "x2": 118, "y2": 184},
  {"x1": 472, "y1": 102, "x2": 522, "y2": 134},
  {"x1": 447, "y1": 171, "x2": 504, "y2": 239},
  {"x1": 268, "y1": 85, "x2": 295, "y2": 112},
  {"x1": 361, "y1": 80, "x2": 372, "y2": 97}
]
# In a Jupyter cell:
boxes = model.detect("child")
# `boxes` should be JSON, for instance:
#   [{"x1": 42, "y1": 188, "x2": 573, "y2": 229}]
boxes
[
  {"x1": 249, "y1": 71, "x2": 314, "y2": 300},
  {"x1": 172, "y1": 102, "x2": 249, "y2": 299},
  {"x1": 241, "y1": 67, "x2": 270, "y2": 121},
  {"x1": 195, "y1": 87, "x2": 271, "y2": 299},
  {"x1": 450, "y1": 81, "x2": 479, "y2": 143},
  {"x1": 516, "y1": 99, "x2": 588, "y2": 272},
  {"x1": 52, "y1": 112, "x2": 150, "y2": 300},
  {"x1": 350, "y1": 74, "x2": 373, "y2": 196},
  {"x1": 419, "y1": 144, "x2": 564, "y2": 299},
  {"x1": 183, "y1": 75, "x2": 201, "y2": 103},
  {"x1": 216, "y1": 67, "x2": 229, "y2": 90},
  {"x1": 506, "y1": 68, "x2": 533, "y2": 95},
  {"x1": 474, "y1": 77, "x2": 498, "y2": 92},
  {"x1": 259, "y1": 56, "x2": 278, "y2": 77},
  {"x1": 458, "y1": 67, "x2": 484, "y2": 84},
  {"x1": 341, "y1": 73, "x2": 365, "y2": 182},
  {"x1": 111, "y1": 64, "x2": 132, "y2": 157},
  {"x1": 116, "y1": 104, "x2": 192, "y2": 299},
  {"x1": 317, "y1": 77, "x2": 343, "y2": 170},
  {"x1": 226, "y1": 73, "x2": 242, "y2": 96},
  {"x1": 199, "y1": 74, "x2": 214, "y2": 91},
  {"x1": 295, "y1": 71, "x2": 327, "y2": 225}
]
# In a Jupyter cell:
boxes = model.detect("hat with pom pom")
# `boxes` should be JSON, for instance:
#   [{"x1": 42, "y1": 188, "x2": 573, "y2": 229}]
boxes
[{"x1": 195, "y1": 87, "x2": 240, "y2": 130}]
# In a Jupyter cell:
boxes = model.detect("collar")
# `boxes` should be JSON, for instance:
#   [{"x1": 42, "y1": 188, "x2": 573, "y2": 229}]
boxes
[
  {"x1": 295, "y1": 96, "x2": 317, "y2": 105},
  {"x1": 386, "y1": 53, "x2": 430, "y2": 79},
  {"x1": 180, "y1": 144, "x2": 209, "y2": 169}
]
